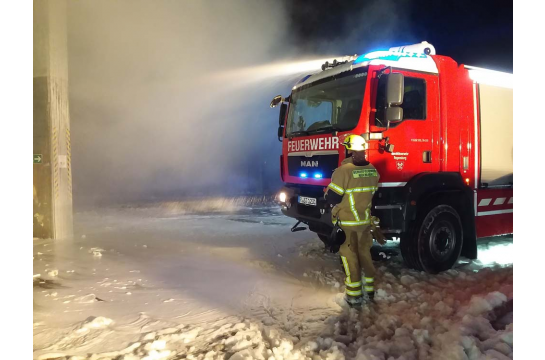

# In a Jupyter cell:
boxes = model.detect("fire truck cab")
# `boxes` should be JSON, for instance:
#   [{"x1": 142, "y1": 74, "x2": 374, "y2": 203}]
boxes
[{"x1": 271, "y1": 42, "x2": 513, "y2": 273}]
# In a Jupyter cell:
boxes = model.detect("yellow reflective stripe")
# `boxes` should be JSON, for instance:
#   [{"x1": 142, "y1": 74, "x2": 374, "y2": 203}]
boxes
[
  {"x1": 345, "y1": 186, "x2": 378, "y2": 193},
  {"x1": 341, "y1": 256, "x2": 351, "y2": 281},
  {"x1": 327, "y1": 182, "x2": 345, "y2": 195},
  {"x1": 346, "y1": 289, "x2": 363, "y2": 296},
  {"x1": 348, "y1": 194, "x2": 360, "y2": 221},
  {"x1": 339, "y1": 220, "x2": 371, "y2": 226},
  {"x1": 345, "y1": 280, "x2": 362, "y2": 288},
  {"x1": 364, "y1": 277, "x2": 374, "y2": 283},
  {"x1": 365, "y1": 208, "x2": 370, "y2": 220},
  {"x1": 364, "y1": 286, "x2": 374, "y2": 292}
]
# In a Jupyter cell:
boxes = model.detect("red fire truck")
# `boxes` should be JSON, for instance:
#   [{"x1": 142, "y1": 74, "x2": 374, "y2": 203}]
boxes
[{"x1": 270, "y1": 42, "x2": 513, "y2": 273}]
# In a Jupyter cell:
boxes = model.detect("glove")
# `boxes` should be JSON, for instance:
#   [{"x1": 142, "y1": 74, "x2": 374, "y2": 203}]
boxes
[
  {"x1": 370, "y1": 216, "x2": 386, "y2": 245},
  {"x1": 371, "y1": 228, "x2": 386, "y2": 245}
]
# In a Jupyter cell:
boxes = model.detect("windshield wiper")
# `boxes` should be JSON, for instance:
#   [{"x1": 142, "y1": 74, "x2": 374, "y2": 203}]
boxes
[
  {"x1": 308, "y1": 124, "x2": 344, "y2": 134},
  {"x1": 288, "y1": 130, "x2": 310, "y2": 138}
]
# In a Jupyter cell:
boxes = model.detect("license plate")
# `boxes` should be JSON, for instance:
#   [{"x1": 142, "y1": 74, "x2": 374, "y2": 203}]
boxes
[{"x1": 298, "y1": 196, "x2": 317, "y2": 206}]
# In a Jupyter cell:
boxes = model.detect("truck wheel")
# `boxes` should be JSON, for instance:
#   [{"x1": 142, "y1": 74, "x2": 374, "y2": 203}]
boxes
[{"x1": 402, "y1": 204, "x2": 463, "y2": 274}]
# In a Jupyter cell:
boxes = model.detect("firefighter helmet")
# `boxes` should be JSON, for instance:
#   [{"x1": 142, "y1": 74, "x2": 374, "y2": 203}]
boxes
[{"x1": 341, "y1": 134, "x2": 367, "y2": 151}]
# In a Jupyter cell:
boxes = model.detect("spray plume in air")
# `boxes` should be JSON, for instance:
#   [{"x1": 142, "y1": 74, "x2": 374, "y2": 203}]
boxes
[
  {"x1": 67, "y1": 0, "x2": 412, "y2": 207},
  {"x1": 68, "y1": 0, "x2": 300, "y2": 206},
  {"x1": 212, "y1": 57, "x2": 340, "y2": 87}
]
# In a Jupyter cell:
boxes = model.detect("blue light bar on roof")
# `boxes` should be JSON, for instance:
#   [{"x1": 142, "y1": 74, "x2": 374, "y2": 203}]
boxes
[
  {"x1": 353, "y1": 50, "x2": 428, "y2": 65},
  {"x1": 296, "y1": 74, "x2": 312, "y2": 84}
]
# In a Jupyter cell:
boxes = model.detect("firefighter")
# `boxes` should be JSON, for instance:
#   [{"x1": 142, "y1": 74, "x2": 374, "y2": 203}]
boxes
[{"x1": 324, "y1": 134, "x2": 382, "y2": 308}]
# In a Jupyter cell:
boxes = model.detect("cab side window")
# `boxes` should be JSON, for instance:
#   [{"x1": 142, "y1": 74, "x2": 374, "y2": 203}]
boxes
[
  {"x1": 402, "y1": 77, "x2": 426, "y2": 120},
  {"x1": 375, "y1": 76, "x2": 427, "y2": 128}
]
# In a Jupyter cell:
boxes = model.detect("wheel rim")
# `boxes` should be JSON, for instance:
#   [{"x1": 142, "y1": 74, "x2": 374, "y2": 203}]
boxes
[{"x1": 429, "y1": 220, "x2": 456, "y2": 262}]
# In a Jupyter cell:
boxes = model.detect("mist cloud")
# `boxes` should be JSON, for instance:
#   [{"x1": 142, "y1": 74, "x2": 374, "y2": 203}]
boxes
[
  {"x1": 68, "y1": 0, "x2": 415, "y2": 207},
  {"x1": 68, "y1": 0, "x2": 297, "y2": 206}
]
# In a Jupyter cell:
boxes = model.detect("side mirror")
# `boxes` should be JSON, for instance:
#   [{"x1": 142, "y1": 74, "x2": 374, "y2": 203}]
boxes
[
  {"x1": 270, "y1": 95, "x2": 283, "y2": 108},
  {"x1": 277, "y1": 126, "x2": 284, "y2": 142},
  {"x1": 385, "y1": 107, "x2": 403, "y2": 124},
  {"x1": 279, "y1": 103, "x2": 287, "y2": 126},
  {"x1": 386, "y1": 73, "x2": 404, "y2": 106}
]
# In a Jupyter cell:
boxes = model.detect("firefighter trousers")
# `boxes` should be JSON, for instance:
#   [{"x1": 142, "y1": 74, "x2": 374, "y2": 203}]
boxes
[{"x1": 339, "y1": 228, "x2": 376, "y2": 299}]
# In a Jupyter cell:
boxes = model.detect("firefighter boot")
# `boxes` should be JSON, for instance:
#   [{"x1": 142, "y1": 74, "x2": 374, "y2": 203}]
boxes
[
  {"x1": 334, "y1": 293, "x2": 363, "y2": 309},
  {"x1": 364, "y1": 276, "x2": 375, "y2": 302},
  {"x1": 345, "y1": 294, "x2": 364, "y2": 308}
]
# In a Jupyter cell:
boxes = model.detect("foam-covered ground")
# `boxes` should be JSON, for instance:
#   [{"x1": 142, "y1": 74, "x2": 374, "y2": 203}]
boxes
[{"x1": 33, "y1": 200, "x2": 513, "y2": 360}]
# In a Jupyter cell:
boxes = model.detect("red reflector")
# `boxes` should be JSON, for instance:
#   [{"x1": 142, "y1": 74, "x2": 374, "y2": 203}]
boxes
[{"x1": 410, "y1": 200, "x2": 416, "y2": 206}]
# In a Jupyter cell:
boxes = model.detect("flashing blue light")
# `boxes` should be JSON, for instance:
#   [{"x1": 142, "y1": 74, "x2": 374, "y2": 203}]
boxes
[
  {"x1": 300, "y1": 172, "x2": 308, "y2": 178},
  {"x1": 354, "y1": 50, "x2": 398, "y2": 64},
  {"x1": 314, "y1": 173, "x2": 323, "y2": 179},
  {"x1": 353, "y1": 49, "x2": 428, "y2": 65},
  {"x1": 296, "y1": 74, "x2": 312, "y2": 84},
  {"x1": 353, "y1": 50, "x2": 387, "y2": 64}
]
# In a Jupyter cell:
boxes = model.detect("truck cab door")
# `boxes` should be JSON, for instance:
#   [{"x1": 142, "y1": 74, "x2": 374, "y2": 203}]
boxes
[{"x1": 368, "y1": 69, "x2": 440, "y2": 185}]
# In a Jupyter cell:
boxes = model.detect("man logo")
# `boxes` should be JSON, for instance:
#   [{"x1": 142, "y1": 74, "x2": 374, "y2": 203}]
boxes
[
  {"x1": 301, "y1": 161, "x2": 319, "y2": 167},
  {"x1": 396, "y1": 161, "x2": 404, "y2": 171}
]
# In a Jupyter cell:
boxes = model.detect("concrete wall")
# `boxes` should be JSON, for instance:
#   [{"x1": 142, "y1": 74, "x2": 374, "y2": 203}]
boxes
[{"x1": 33, "y1": 0, "x2": 73, "y2": 239}]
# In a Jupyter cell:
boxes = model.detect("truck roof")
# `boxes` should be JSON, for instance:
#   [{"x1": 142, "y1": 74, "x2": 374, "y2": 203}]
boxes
[
  {"x1": 292, "y1": 42, "x2": 513, "y2": 91},
  {"x1": 292, "y1": 44, "x2": 439, "y2": 91}
]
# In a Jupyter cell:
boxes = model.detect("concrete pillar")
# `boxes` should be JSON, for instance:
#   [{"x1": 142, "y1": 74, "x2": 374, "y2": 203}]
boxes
[{"x1": 33, "y1": 0, "x2": 73, "y2": 240}]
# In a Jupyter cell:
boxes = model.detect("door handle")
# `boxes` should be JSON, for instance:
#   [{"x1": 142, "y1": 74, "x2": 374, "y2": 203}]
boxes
[
  {"x1": 422, "y1": 151, "x2": 432, "y2": 163},
  {"x1": 463, "y1": 156, "x2": 469, "y2": 170}
]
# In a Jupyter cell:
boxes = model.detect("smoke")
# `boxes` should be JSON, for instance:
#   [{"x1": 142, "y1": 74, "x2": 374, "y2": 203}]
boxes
[
  {"x1": 67, "y1": 0, "x2": 307, "y2": 206},
  {"x1": 285, "y1": 0, "x2": 415, "y2": 56},
  {"x1": 67, "y1": 0, "x2": 414, "y2": 207}
]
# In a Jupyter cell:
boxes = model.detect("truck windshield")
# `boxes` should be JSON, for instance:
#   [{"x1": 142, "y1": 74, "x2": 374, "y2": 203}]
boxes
[{"x1": 286, "y1": 68, "x2": 367, "y2": 137}]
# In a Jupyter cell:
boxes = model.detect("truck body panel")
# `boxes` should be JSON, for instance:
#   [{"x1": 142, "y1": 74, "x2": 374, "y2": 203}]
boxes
[{"x1": 478, "y1": 84, "x2": 513, "y2": 186}]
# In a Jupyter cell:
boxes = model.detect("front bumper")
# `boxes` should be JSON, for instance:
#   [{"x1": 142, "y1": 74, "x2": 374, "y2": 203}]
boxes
[
  {"x1": 278, "y1": 185, "x2": 333, "y2": 236},
  {"x1": 278, "y1": 184, "x2": 406, "y2": 238}
]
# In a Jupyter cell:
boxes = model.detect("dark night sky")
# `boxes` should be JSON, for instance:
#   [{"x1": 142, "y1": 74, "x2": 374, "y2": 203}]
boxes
[{"x1": 287, "y1": 0, "x2": 513, "y2": 72}]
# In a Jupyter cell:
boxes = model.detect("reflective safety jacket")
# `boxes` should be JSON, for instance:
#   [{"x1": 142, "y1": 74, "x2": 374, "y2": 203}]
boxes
[{"x1": 325, "y1": 158, "x2": 380, "y2": 231}]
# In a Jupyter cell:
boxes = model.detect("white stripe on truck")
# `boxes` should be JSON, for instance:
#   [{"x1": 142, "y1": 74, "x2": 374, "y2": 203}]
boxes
[{"x1": 477, "y1": 209, "x2": 513, "y2": 216}]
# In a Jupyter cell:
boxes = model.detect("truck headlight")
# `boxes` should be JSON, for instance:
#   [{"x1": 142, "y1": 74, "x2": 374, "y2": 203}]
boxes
[{"x1": 278, "y1": 192, "x2": 287, "y2": 203}]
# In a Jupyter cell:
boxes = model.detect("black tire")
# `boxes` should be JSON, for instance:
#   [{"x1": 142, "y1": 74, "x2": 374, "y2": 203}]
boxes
[
  {"x1": 401, "y1": 204, "x2": 463, "y2": 274},
  {"x1": 400, "y1": 228, "x2": 423, "y2": 271}
]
